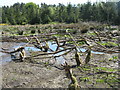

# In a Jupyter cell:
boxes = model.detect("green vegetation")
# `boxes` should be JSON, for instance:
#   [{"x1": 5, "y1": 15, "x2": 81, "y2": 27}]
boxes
[
  {"x1": 98, "y1": 41, "x2": 118, "y2": 47},
  {"x1": 1, "y1": 1, "x2": 120, "y2": 25},
  {"x1": 78, "y1": 64, "x2": 119, "y2": 88},
  {"x1": 109, "y1": 56, "x2": 118, "y2": 61}
]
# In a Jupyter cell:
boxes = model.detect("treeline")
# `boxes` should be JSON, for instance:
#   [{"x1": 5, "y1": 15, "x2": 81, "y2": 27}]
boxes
[{"x1": 2, "y1": 1, "x2": 120, "y2": 25}]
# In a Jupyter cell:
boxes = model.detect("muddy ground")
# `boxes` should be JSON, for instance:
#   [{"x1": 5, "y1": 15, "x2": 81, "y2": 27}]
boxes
[
  {"x1": 2, "y1": 61, "x2": 67, "y2": 88},
  {"x1": 2, "y1": 47, "x2": 119, "y2": 88},
  {"x1": 1, "y1": 42, "x2": 66, "y2": 88},
  {"x1": 1, "y1": 24, "x2": 119, "y2": 88}
]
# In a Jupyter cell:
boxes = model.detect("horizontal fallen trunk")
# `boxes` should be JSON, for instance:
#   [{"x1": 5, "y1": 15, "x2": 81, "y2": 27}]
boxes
[{"x1": 32, "y1": 47, "x2": 75, "y2": 57}]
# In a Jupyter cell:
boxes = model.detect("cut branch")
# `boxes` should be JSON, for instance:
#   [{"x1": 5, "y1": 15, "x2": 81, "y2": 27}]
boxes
[{"x1": 32, "y1": 47, "x2": 75, "y2": 57}]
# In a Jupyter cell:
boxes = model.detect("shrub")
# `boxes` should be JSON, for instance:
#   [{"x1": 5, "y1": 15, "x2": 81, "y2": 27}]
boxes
[
  {"x1": 31, "y1": 30, "x2": 36, "y2": 34},
  {"x1": 18, "y1": 30, "x2": 23, "y2": 35}
]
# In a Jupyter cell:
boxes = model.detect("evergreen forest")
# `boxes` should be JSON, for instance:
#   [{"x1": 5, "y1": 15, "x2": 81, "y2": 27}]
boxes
[{"x1": 2, "y1": 1, "x2": 120, "y2": 25}]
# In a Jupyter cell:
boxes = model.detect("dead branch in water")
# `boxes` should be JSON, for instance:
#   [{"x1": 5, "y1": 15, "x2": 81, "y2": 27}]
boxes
[
  {"x1": 0, "y1": 46, "x2": 25, "y2": 54},
  {"x1": 32, "y1": 47, "x2": 75, "y2": 57},
  {"x1": 33, "y1": 50, "x2": 72, "y2": 59}
]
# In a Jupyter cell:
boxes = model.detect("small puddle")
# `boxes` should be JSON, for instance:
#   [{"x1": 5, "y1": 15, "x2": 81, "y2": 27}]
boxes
[
  {"x1": 79, "y1": 48, "x2": 105, "y2": 54},
  {"x1": 1, "y1": 42, "x2": 65, "y2": 64},
  {"x1": 0, "y1": 52, "x2": 12, "y2": 64}
]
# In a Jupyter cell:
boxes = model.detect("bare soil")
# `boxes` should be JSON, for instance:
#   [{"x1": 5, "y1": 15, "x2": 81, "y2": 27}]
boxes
[{"x1": 2, "y1": 51, "x2": 119, "y2": 88}]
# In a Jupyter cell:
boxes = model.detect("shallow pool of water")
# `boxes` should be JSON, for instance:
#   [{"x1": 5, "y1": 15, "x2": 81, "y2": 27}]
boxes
[
  {"x1": 79, "y1": 48, "x2": 105, "y2": 54},
  {"x1": 1, "y1": 41, "x2": 106, "y2": 64}
]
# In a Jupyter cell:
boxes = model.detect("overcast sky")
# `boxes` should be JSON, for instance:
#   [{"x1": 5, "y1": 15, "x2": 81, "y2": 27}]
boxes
[{"x1": 0, "y1": 0, "x2": 119, "y2": 7}]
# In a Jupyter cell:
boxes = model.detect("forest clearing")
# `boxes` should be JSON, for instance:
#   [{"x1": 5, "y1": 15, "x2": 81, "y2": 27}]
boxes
[
  {"x1": 0, "y1": 1, "x2": 120, "y2": 89},
  {"x1": 1, "y1": 22, "x2": 120, "y2": 88}
]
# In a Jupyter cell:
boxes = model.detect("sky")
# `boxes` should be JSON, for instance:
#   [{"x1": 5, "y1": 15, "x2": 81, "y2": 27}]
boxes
[{"x1": 0, "y1": 0, "x2": 119, "y2": 7}]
